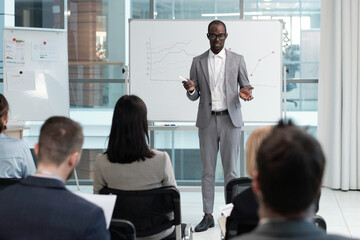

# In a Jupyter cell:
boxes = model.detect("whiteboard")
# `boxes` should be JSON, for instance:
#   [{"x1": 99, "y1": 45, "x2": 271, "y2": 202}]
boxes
[
  {"x1": 130, "y1": 20, "x2": 282, "y2": 123},
  {"x1": 3, "y1": 28, "x2": 69, "y2": 120}
]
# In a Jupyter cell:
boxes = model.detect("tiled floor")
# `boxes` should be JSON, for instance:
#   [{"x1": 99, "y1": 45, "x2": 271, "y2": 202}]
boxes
[
  {"x1": 317, "y1": 188, "x2": 360, "y2": 239},
  {"x1": 68, "y1": 186, "x2": 360, "y2": 239}
]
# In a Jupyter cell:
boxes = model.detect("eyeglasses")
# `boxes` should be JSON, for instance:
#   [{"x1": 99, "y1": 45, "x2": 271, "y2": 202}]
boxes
[{"x1": 207, "y1": 33, "x2": 227, "y2": 40}]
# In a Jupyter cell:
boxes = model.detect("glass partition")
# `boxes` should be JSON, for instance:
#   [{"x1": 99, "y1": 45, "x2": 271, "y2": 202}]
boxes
[
  {"x1": 15, "y1": 0, "x2": 65, "y2": 29},
  {"x1": 2, "y1": 0, "x2": 321, "y2": 185}
]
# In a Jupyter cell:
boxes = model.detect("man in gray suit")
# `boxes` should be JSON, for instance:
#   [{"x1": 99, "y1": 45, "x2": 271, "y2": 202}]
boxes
[
  {"x1": 235, "y1": 121, "x2": 353, "y2": 240},
  {"x1": 182, "y1": 20, "x2": 254, "y2": 232}
]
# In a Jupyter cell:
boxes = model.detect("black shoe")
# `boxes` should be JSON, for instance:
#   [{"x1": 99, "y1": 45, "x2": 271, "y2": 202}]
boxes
[{"x1": 194, "y1": 215, "x2": 215, "y2": 232}]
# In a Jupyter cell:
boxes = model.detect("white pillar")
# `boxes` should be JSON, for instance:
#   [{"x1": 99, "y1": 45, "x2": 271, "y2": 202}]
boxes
[
  {"x1": 0, "y1": 0, "x2": 15, "y2": 27},
  {"x1": 1, "y1": 0, "x2": 15, "y2": 79},
  {"x1": 107, "y1": 0, "x2": 130, "y2": 105}
]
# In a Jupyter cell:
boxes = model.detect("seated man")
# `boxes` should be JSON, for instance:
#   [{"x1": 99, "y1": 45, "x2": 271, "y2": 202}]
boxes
[
  {"x1": 235, "y1": 120, "x2": 354, "y2": 240},
  {"x1": 0, "y1": 116, "x2": 109, "y2": 240}
]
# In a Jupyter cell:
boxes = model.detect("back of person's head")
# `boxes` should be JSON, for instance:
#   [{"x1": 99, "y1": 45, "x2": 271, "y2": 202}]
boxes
[
  {"x1": 0, "y1": 94, "x2": 9, "y2": 133},
  {"x1": 38, "y1": 116, "x2": 83, "y2": 166},
  {"x1": 245, "y1": 126, "x2": 273, "y2": 178},
  {"x1": 256, "y1": 120, "x2": 325, "y2": 215},
  {"x1": 106, "y1": 95, "x2": 154, "y2": 163}
]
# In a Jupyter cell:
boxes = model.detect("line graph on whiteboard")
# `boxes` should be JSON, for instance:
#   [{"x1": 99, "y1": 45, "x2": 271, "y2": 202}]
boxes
[
  {"x1": 146, "y1": 38, "x2": 197, "y2": 82},
  {"x1": 145, "y1": 36, "x2": 278, "y2": 88},
  {"x1": 247, "y1": 50, "x2": 278, "y2": 89}
]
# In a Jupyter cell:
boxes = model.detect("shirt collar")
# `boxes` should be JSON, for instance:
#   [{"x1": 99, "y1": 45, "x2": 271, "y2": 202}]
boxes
[
  {"x1": 209, "y1": 48, "x2": 226, "y2": 59},
  {"x1": 22, "y1": 175, "x2": 66, "y2": 189},
  {"x1": 0, "y1": 133, "x2": 9, "y2": 139},
  {"x1": 259, "y1": 217, "x2": 312, "y2": 225}
]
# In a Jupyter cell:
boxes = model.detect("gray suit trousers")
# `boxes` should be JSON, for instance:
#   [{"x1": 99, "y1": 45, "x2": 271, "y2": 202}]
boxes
[{"x1": 198, "y1": 114, "x2": 241, "y2": 214}]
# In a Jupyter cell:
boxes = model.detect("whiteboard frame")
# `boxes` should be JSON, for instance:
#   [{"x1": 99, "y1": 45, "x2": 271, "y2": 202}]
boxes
[
  {"x1": 129, "y1": 19, "x2": 283, "y2": 123},
  {"x1": 3, "y1": 27, "x2": 69, "y2": 121}
]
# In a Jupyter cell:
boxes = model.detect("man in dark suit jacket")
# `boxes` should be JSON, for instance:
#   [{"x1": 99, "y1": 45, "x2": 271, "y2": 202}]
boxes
[
  {"x1": 234, "y1": 121, "x2": 354, "y2": 240},
  {"x1": 182, "y1": 20, "x2": 254, "y2": 232},
  {"x1": 0, "y1": 116, "x2": 109, "y2": 240}
]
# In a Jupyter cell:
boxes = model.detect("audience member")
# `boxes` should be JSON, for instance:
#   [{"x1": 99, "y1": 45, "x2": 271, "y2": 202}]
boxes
[
  {"x1": 93, "y1": 95, "x2": 177, "y2": 240},
  {"x1": 0, "y1": 116, "x2": 109, "y2": 240},
  {"x1": 234, "y1": 120, "x2": 353, "y2": 240},
  {"x1": 0, "y1": 93, "x2": 35, "y2": 178},
  {"x1": 225, "y1": 126, "x2": 273, "y2": 239}
]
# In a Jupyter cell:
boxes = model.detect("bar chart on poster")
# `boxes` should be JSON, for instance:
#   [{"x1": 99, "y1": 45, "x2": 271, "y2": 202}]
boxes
[{"x1": 130, "y1": 20, "x2": 282, "y2": 123}]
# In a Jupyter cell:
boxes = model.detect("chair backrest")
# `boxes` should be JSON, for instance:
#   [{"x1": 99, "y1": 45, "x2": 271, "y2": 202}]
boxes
[
  {"x1": 313, "y1": 215, "x2": 327, "y2": 232},
  {"x1": 0, "y1": 178, "x2": 21, "y2": 190},
  {"x1": 100, "y1": 186, "x2": 181, "y2": 238},
  {"x1": 109, "y1": 219, "x2": 136, "y2": 240},
  {"x1": 225, "y1": 177, "x2": 252, "y2": 204}
]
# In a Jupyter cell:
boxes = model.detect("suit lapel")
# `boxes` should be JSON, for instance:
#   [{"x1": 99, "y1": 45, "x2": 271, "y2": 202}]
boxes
[
  {"x1": 224, "y1": 49, "x2": 232, "y2": 85},
  {"x1": 199, "y1": 51, "x2": 210, "y2": 89}
]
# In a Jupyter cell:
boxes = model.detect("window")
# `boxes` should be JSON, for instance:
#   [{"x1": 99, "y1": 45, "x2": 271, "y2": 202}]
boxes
[
  {"x1": 2, "y1": 0, "x2": 321, "y2": 184},
  {"x1": 15, "y1": 0, "x2": 65, "y2": 29},
  {"x1": 244, "y1": 0, "x2": 320, "y2": 112}
]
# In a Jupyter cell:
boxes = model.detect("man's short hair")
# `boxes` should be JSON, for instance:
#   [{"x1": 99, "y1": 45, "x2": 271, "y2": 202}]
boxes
[
  {"x1": 208, "y1": 20, "x2": 227, "y2": 33},
  {"x1": 256, "y1": 120, "x2": 325, "y2": 215},
  {"x1": 38, "y1": 116, "x2": 83, "y2": 166}
]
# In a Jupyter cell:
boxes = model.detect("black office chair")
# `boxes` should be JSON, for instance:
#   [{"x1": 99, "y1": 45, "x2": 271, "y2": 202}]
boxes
[
  {"x1": 109, "y1": 219, "x2": 136, "y2": 240},
  {"x1": 224, "y1": 177, "x2": 255, "y2": 239},
  {"x1": 0, "y1": 178, "x2": 21, "y2": 190},
  {"x1": 285, "y1": 82, "x2": 298, "y2": 107},
  {"x1": 313, "y1": 215, "x2": 327, "y2": 231},
  {"x1": 100, "y1": 186, "x2": 191, "y2": 240},
  {"x1": 224, "y1": 177, "x2": 327, "y2": 239},
  {"x1": 225, "y1": 177, "x2": 252, "y2": 204}
]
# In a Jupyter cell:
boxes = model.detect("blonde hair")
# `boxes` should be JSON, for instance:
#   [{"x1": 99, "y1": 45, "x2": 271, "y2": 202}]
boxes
[{"x1": 245, "y1": 126, "x2": 273, "y2": 178}]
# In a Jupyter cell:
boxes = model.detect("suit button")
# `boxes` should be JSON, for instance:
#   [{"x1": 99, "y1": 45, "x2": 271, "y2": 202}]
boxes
[{"x1": 209, "y1": 103, "x2": 212, "y2": 106}]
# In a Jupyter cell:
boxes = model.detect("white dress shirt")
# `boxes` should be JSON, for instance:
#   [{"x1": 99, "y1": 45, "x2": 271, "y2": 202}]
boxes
[
  {"x1": 0, "y1": 133, "x2": 36, "y2": 178},
  {"x1": 208, "y1": 48, "x2": 227, "y2": 111}
]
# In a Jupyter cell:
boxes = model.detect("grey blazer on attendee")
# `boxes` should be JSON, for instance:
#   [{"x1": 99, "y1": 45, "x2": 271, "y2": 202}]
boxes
[
  {"x1": 186, "y1": 49, "x2": 251, "y2": 128},
  {"x1": 235, "y1": 220, "x2": 354, "y2": 240}
]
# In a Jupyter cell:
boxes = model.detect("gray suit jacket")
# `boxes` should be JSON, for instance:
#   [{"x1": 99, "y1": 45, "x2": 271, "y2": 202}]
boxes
[
  {"x1": 186, "y1": 49, "x2": 251, "y2": 128},
  {"x1": 235, "y1": 220, "x2": 354, "y2": 240}
]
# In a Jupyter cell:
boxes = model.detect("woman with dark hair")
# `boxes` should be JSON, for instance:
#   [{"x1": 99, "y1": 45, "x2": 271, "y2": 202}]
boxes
[
  {"x1": 0, "y1": 94, "x2": 36, "y2": 178},
  {"x1": 93, "y1": 95, "x2": 177, "y2": 239}
]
